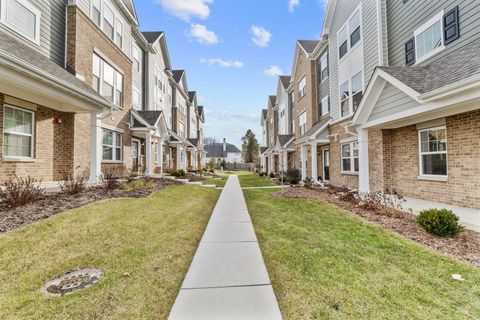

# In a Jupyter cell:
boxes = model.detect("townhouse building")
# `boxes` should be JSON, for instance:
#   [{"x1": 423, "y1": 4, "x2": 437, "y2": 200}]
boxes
[{"x1": 0, "y1": 0, "x2": 206, "y2": 184}]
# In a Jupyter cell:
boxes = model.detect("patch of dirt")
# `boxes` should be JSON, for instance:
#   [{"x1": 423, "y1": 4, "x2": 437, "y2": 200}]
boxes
[
  {"x1": 274, "y1": 186, "x2": 480, "y2": 268},
  {"x1": 0, "y1": 178, "x2": 181, "y2": 234}
]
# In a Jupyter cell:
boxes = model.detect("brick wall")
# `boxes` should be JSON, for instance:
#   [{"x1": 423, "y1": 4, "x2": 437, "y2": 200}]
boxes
[
  {"x1": 0, "y1": 93, "x2": 77, "y2": 183},
  {"x1": 67, "y1": 6, "x2": 134, "y2": 170},
  {"x1": 328, "y1": 122, "x2": 359, "y2": 189},
  {"x1": 369, "y1": 109, "x2": 480, "y2": 209}
]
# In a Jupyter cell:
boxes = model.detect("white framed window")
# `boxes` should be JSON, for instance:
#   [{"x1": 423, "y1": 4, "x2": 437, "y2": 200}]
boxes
[
  {"x1": 103, "y1": 4, "x2": 114, "y2": 40},
  {"x1": 338, "y1": 26, "x2": 348, "y2": 59},
  {"x1": 340, "y1": 81, "x2": 349, "y2": 117},
  {"x1": 299, "y1": 111, "x2": 307, "y2": 135},
  {"x1": 133, "y1": 86, "x2": 141, "y2": 107},
  {"x1": 115, "y1": 18, "x2": 123, "y2": 48},
  {"x1": 0, "y1": 0, "x2": 41, "y2": 44},
  {"x1": 341, "y1": 141, "x2": 359, "y2": 173},
  {"x1": 298, "y1": 76, "x2": 307, "y2": 99},
  {"x1": 419, "y1": 126, "x2": 447, "y2": 177},
  {"x1": 320, "y1": 96, "x2": 329, "y2": 117},
  {"x1": 92, "y1": 0, "x2": 101, "y2": 25},
  {"x1": 320, "y1": 52, "x2": 328, "y2": 82},
  {"x1": 3, "y1": 105, "x2": 34, "y2": 159},
  {"x1": 350, "y1": 10, "x2": 361, "y2": 48},
  {"x1": 154, "y1": 143, "x2": 159, "y2": 163},
  {"x1": 132, "y1": 44, "x2": 141, "y2": 72},
  {"x1": 339, "y1": 71, "x2": 363, "y2": 118},
  {"x1": 179, "y1": 122, "x2": 185, "y2": 139},
  {"x1": 337, "y1": 7, "x2": 362, "y2": 60},
  {"x1": 102, "y1": 129, "x2": 122, "y2": 162},
  {"x1": 92, "y1": 53, "x2": 124, "y2": 107},
  {"x1": 414, "y1": 11, "x2": 445, "y2": 64},
  {"x1": 351, "y1": 72, "x2": 363, "y2": 112}
]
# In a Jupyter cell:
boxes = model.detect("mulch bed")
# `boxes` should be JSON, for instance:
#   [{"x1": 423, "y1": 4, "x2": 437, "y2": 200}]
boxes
[
  {"x1": 0, "y1": 178, "x2": 182, "y2": 234},
  {"x1": 274, "y1": 186, "x2": 480, "y2": 268}
]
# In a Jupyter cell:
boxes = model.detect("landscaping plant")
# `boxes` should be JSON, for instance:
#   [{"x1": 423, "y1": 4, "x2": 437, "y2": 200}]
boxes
[
  {"x1": 1, "y1": 175, "x2": 45, "y2": 208},
  {"x1": 417, "y1": 208, "x2": 464, "y2": 237},
  {"x1": 286, "y1": 169, "x2": 300, "y2": 185},
  {"x1": 357, "y1": 190, "x2": 406, "y2": 216},
  {"x1": 101, "y1": 166, "x2": 125, "y2": 190},
  {"x1": 58, "y1": 169, "x2": 89, "y2": 195}
]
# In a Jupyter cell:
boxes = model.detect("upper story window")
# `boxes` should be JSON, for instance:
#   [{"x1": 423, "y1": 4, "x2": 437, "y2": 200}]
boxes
[
  {"x1": 132, "y1": 86, "x2": 141, "y2": 108},
  {"x1": 90, "y1": 0, "x2": 124, "y2": 50},
  {"x1": 103, "y1": 5, "x2": 114, "y2": 40},
  {"x1": 419, "y1": 126, "x2": 447, "y2": 177},
  {"x1": 299, "y1": 111, "x2": 307, "y2": 135},
  {"x1": 115, "y1": 19, "x2": 123, "y2": 48},
  {"x1": 319, "y1": 95, "x2": 329, "y2": 119},
  {"x1": 3, "y1": 105, "x2": 34, "y2": 159},
  {"x1": 340, "y1": 81, "x2": 349, "y2": 117},
  {"x1": 0, "y1": 0, "x2": 41, "y2": 44},
  {"x1": 338, "y1": 8, "x2": 362, "y2": 60},
  {"x1": 351, "y1": 72, "x2": 363, "y2": 112},
  {"x1": 92, "y1": 53, "x2": 123, "y2": 107},
  {"x1": 340, "y1": 71, "x2": 363, "y2": 118},
  {"x1": 414, "y1": 11, "x2": 445, "y2": 64},
  {"x1": 319, "y1": 52, "x2": 328, "y2": 82},
  {"x1": 154, "y1": 65, "x2": 165, "y2": 109},
  {"x1": 298, "y1": 76, "x2": 307, "y2": 99},
  {"x1": 338, "y1": 27, "x2": 348, "y2": 59},
  {"x1": 350, "y1": 11, "x2": 361, "y2": 47},
  {"x1": 92, "y1": 0, "x2": 101, "y2": 25},
  {"x1": 178, "y1": 122, "x2": 185, "y2": 139},
  {"x1": 132, "y1": 44, "x2": 141, "y2": 72}
]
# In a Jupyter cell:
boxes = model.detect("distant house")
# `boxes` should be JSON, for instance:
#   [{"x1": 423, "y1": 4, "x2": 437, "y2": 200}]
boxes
[{"x1": 205, "y1": 139, "x2": 243, "y2": 165}]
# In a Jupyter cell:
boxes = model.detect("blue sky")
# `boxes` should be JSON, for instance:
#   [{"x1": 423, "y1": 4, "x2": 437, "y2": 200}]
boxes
[{"x1": 135, "y1": 0, "x2": 327, "y2": 147}]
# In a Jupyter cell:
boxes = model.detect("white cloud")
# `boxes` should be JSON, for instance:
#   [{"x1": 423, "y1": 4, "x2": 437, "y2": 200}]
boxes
[
  {"x1": 200, "y1": 58, "x2": 245, "y2": 68},
  {"x1": 288, "y1": 0, "x2": 300, "y2": 12},
  {"x1": 264, "y1": 65, "x2": 283, "y2": 77},
  {"x1": 190, "y1": 24, "x2": 218, "y2": 45},
  {"x1": 250, "y1": 25, "x2": 272, "y2": 47},
  {"x1": 156, "y1": 0, "x2": 213, "y2": 21}
]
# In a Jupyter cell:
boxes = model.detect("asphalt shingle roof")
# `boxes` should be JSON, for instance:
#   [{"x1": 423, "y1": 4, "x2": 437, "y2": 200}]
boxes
[
  {"x1": 136, "y1": 110, "x2": 163, "y2": 126},
  {"x1": 205, "y1": 143, "x2": 241, "y2": 158},
  {"x1": 280, "y1": 76, "x2": 291, "y2": 89},
  {"x1": 142, "y1": 31, "x2": 163, "y2": 44},
  {"x1": 298, "y1": 40, "x2": 321, "y2": 54},
  {"x1": 0, "y1": 31, "x2": 110, "y2": 106},
  {"x1": 269, "y1": 95, "x2": 276, "y2": 106},
  {"x1": 298, "y1": 117, "x2": 331, "y2": 140},
  {"x1": 260, "y1": 147, "x2": 268, "y2": 154},
  {"x1": 278, "y1": 134, "x2": 294, "y2": 147},
  {"x1": 380, "y1": 38, "x2": 480, "y2": 95},
  {"x1": 188, "y1": 91, "x2": 196, "y2": 102},
  {"x1": 188, "y1": 138, "x2": 199, "y2": 147},
  {"x1": 172, "y1": 70, "x2": 184, "y2": 83}
]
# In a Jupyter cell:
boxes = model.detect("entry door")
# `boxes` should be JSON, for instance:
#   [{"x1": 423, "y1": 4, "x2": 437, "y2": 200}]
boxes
[
  {"x1": 323, "y1": 149, "x2": 330, "y2": 182},
  {"x1": 132, "y1": 140, "x2": 140, "y2": 171}
]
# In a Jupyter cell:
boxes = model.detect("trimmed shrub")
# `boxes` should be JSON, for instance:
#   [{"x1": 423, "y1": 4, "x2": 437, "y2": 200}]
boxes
[
  {"x1": 286, "y1": 169, "x2": 301, "y2": 185},
  {"x1": 171, "y1": 170, "x2": 186, "y2": 177},
  {"x1": 417, "y1": 209, "x2": 464, "y2": 237},
  {"x1": 269, "y1": 172, "x2": 275, "y2": 178},
  {"x1": 1, "y1": 175, "x2": 45, "y2": 207},
  {"x1": 259, "y1": 172, "x2": 267, "y2": 177}
]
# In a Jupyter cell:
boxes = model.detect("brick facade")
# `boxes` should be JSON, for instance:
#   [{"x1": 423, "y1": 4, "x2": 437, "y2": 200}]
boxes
[
  {"x1": 369, "y1": 109, "x2": 480, "y2": 209},
  {"x1": 67, "y1": 6, "x2": 134, "y2": 171},
  {"x1": 0, "y1": 93, "x2": 80, "y2": 183}
]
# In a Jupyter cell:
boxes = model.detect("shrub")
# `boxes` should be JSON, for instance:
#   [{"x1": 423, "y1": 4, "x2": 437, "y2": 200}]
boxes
[
  {"x1": 303, "y1": 177, "x2": 314, "y2": 189},
  {"x1": 417, "y1": 209, "x2": 464, "y2": 237},
  {"x1": 59, "y1": 169, "x2": 89, "y2": 195},
  {"x1": 171, "y1": 170, "x2": 186, "y2": 177},
  {"x1": 101, "y1": 166, "x2": 125, "y2": 190},
  {"x1": 286, "y1": 169, "x2": 301, "y2": 185},
  {"x1": 269, "y1": 172, "x2": 275, "y2": 178},
  {"x1": 259, "y1": 172, "x2": 267, "y2": 177},
  {"x1": 121, "y1": 178, "x2": 155, "y2": 192},
  {"x1": 1, "y1": 175, "x2": 45, "y2": 208},
  {"x1": 278, "y1": 176, "x2": 286, "y2": 183},
  {"x1": 357, "y1": 191, "x2": 406, "y2": 217}
]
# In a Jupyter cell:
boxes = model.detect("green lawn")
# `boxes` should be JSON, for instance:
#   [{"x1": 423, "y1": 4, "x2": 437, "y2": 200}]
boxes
[
  {"x1": 244, "y1": 189, "x2": 480, "y2": 319},
  {"x1": 0, "y1": 185, "x2": 220, "y2": 319},
  {"x1": 201, "y1": 176, "x2": 227, "y2": 187},
  {"x1": 237, "y1": 172, "x2": 276, "y2": 187}
]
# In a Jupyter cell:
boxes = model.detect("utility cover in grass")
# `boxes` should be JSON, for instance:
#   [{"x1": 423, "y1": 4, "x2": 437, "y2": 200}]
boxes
[{"x1": 43, "y1": 268, "x2": 103, "y2": 296}]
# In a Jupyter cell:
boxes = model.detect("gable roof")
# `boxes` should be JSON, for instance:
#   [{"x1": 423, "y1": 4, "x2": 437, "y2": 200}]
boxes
[
  {"x1": 262, "y1": 109, "x2": 267, "y2": 119},
  {"x1": 188, "y1": 91, "x2": 196, "y2": 103},
  {"x1": 279, "y1": 76, "x2": 291, "y2": 89},
  {"x1": 269, "y1": 95, "x2": 277, "y2": 107},
  {"x1": 260, "y1": 147, "x2": 268, "y2": 155},
  {"x1": 0, "y1": 31, "x2": 112, "y2": 110},
  {"x1": 172, "y1": 70, "x2": 184, "y2": 83},
  {"x1": 298, "y1": 40, "x2": 321, "y2": 54},
  {"x1": 142, "y1": 31, "x2": 163, "y2": 44},
  {"x1": 188, "y1": 138, "x2": 199, "y2": 147},
  {"x1": 296, "y1": 117, "x2": 331, "y2": 144},
  {"x1": 205, "y1": 143, "x2": 241, "y2": 158},
  {"x1": 277, "y1": 134, "x2": 295, "y2": 147},
  {"x1": 135, "y1": 110, "x2": 163, "y2": 126}
]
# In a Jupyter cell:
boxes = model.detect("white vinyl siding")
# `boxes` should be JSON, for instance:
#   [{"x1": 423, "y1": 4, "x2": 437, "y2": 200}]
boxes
[
  {"x1": 102, "y1": 129, "x2": 122, "y2": 162},
  {"x1": 3, "y1": 105, "x2": 34, "y2": 159},
  {"x1": 0, "y1": 0, "x2": 41, "y2": 44},
  {"x1": 419, "y1": 126, "x2": 447, "y2": 177}
]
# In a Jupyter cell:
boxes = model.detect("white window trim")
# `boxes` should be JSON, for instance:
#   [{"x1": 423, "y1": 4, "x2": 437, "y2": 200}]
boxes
[
  {"x1": 3, "y1": 104, "x2": 35, "y2": 161},
  {"x1": 102, "y1": 129, "x2": 123, "y2": 163},
  {"x1": 336, "y1": 3, "x2": 363, "y2": 62},
  {"x1": 0, "y1": 0, "x2": 41, "y2": 45},
  {"x1": 339, "y1": 71, "x2": 363, "y2": 118},
  {"x1": 418, "y1": 125, "x2": 448, "y2": 179},
  {"x1": 321, "y1": 95, "x2": 329, "y2": 117},
  {"x1": 298, "y1": 76, "x2": 307, "y2": 99},
  {"x1": 89, "y1": 0, "x2": 125, "y2": 50},
  {"x1": 414, "y1": 10, "x2": 445, "y2": 65},
  {"x1": 299, "y1": 111, "x2": 307, "y2": 135},
  {"x1": 340, "y1": 141, "x2": 359, "y2": 174},
  {"x1": 320, "y1": 52, "x2": 328, "y2": 83},
  {"x1": 93, "y1": 53, "x2": 124, "y2": 107}
]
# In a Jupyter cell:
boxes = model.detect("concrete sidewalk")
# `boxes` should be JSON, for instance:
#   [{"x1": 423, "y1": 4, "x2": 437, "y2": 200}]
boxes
[{"x1": 169, "y1": 176, "x2": 282, "y2": 320}]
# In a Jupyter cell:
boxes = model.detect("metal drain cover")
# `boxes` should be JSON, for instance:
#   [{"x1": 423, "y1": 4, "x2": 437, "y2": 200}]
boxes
[{"x1": 43, "y1": 268, "x2": 103, "y2": 295}]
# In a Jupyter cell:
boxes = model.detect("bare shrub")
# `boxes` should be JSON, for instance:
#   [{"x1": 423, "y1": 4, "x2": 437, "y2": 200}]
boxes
[
  {"x1": 59, "y1": 168, "x2": 89, "y2": 195},
  {"x1": 101, "y1": 166, "x2": 126, "y2": 190},
  {"x1": 358, "y1": 191, "x2": 406, "y2": 217},
  {"x1": 1, "y1": 175, "x2": 45, "y2": 208}
]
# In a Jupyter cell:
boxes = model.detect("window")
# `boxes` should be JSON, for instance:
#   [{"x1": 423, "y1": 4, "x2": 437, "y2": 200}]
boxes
[
  {"x1": 320, "y1": 52, "x2": 328, "y2": 82},
  {"x1": 350, "y1": 11, "x2": 361, "y2": 47},
  {"x1": 102, "y1": 129, "x2": 122, "y2": 161},
  {"x1": 299, "y1": 112, "x2": 307, "y2": 135},
  {"x1": 92, "y1": 54, "x2": 124, "y2": 107},
  {"x1": 115, "y1": 18, "x2": 123, "y2": 48},
  {"x1": 319, "y1": 96, "x2": 329, "y2": 118},
  {"x1": 298, "y1": 76, "x2": 306, "y2": 99},
  {"x1": 154, "y1": 143, "x2": 159, "y2": 163},
  {"x1": 3, "y1": 105, "x2": 34, "y2": 158},
  {"x1": 133, "y1": 87, "x2": 141, "y2": 107},
  {"x1": 414, "y1": 11, "x2": 444, "y2": 63},
  {"x1": 341, "y1": 141, "x2": 359, "y2": 173},
  {"x1": 132, "y1": 44, "x2": 140, "y2": 72},
  {"x1": 1, "y1": 0, "x2": 40, "y2": 43},
  {"x1": 103, "y1": 5, "x2": 114, "y2": 40},
  {"x1": 340, "y1": 81, "x2": 349, "y2": 117},
  {"x1": 154, "y1": 65, "x2": 164, "y2": 109},
  {"x1": 338, "y1": 27, "x2": 348, "y2": 59},
  {"x1": 419, "y1": 127, "x2": 447, "y2": 176},
  {"x1": 179, "y1": 122, "x2": 185, "y2": 139},
  {"x1": 92, "y1": 0, "x2": 101, "y2": 25},
  {"x1": 351, "y1": 72, "x2": 363, "y2": 112}
]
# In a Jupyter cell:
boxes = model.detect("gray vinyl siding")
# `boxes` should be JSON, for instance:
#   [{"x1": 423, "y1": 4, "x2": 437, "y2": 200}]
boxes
[
  {"x1": 368, "y1": 83, "x2": 420, "y2": 122},
  {"x1": 0, "y1": 0, "x2": 67, "y2": 66},
  {"x1": 77, "y1": 0, "x2": 90, "y2": 14},
  {"x1": 329, "y1": 0, "x2": 381, "y2": 121},
  {"x1": 131, "y1": 37, "x2": 143, "y2": 110},
  {"x1": 387, "y1": 0, "x2": 480, "y2": 67},
  {"x1": 318, "y1": 47, "x2": 330, "y2": 100}
]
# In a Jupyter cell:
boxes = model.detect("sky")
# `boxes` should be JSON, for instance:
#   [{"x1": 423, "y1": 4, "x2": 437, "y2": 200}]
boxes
[{"x1": 135, "y1": 0, "x2": 328, "y2": 147}]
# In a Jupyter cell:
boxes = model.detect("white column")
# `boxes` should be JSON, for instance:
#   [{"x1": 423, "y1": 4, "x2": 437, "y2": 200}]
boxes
[
  {"x1": 159, "y1": 141, "x2": 164, "y2": 175},
  {"x1": 311, "y1": 143, "x2": 318, "y2": 181},
  {"x1": 89, "y1": 112, "x2": 102, "y2": 181},
  {"x1": 282, "y1": 150, "x2": 288, "y2": 172},
  {"x1": 268, "y1": 155, "x2": 272, "y2": 174},
  {"x1": 358, "y1": 128, "x2": 370, "y2": 192},
  {"x1": 145, "y1": 134, "x2": 152, "y2": 176},
  {"x1": 300, "y1": 145, "x2": 307, "y2": 181}
]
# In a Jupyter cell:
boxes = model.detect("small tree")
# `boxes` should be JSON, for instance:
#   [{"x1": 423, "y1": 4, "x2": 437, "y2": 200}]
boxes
[
  {"x1": 241, "y1": 130, "x2": 259, "y2": 163},
  {"x1": 208, "y1": 158, "x2": 216, "y2": 170},
  {"x1": 220, "y1": 159, "x2": 227, "y2": 170}
]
